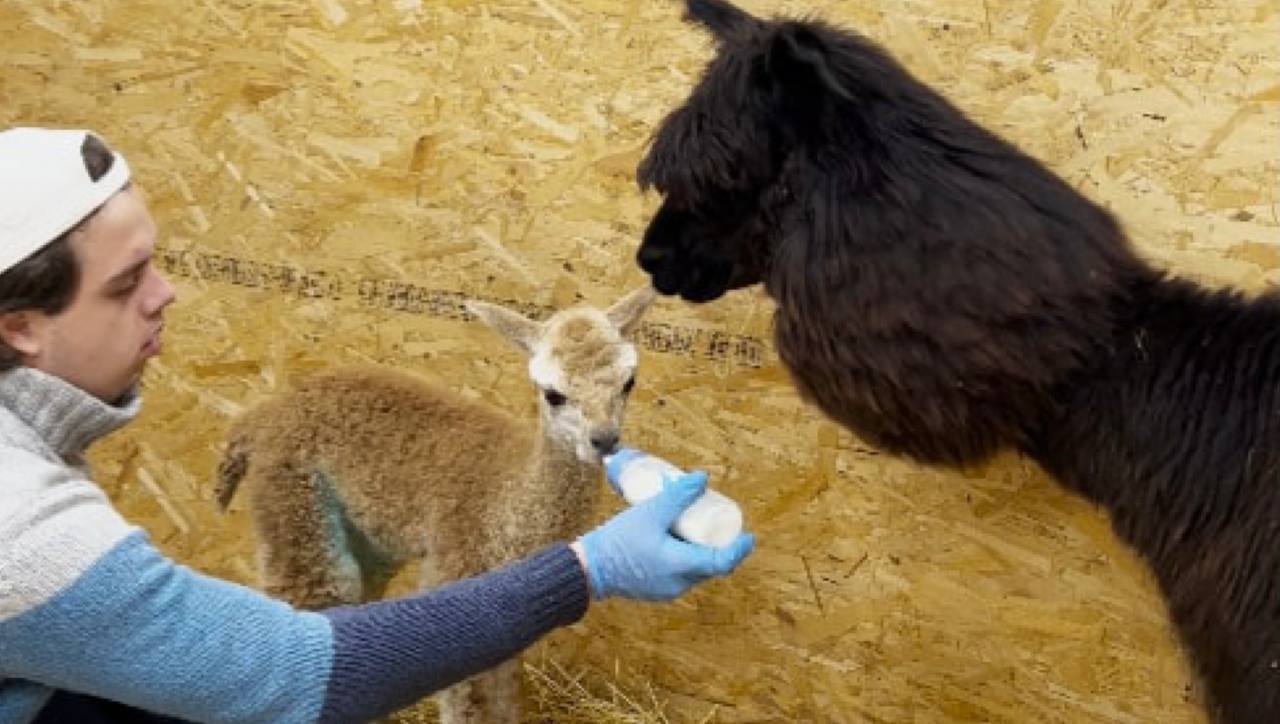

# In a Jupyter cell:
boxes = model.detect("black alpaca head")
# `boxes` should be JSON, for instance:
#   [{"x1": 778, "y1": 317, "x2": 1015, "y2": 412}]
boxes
[
  {"x1": 636, "y1": 0, "x2": 863, "y2": 303},
  {"x1": 635, "y1": 0, "x2": 1151, "y2": 466}
]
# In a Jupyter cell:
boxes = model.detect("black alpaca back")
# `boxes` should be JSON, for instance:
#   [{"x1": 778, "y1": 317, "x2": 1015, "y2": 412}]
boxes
[
  {"x1": 632, "y1": 2, "x2": 1280, "y2": 721},
  {"x1": 1034, "y1": 279, "x2": 1280, "y2": 721}
]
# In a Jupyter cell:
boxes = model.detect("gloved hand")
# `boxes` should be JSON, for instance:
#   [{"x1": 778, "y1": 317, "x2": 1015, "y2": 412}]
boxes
[{"x1": 575, "y1": 470, "x2": 755, "y2": 601}]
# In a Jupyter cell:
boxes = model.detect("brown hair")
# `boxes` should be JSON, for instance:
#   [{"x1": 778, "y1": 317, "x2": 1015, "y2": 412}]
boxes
[{"x1": 0, "y1": 133, "x2": 117, "y2": 369}]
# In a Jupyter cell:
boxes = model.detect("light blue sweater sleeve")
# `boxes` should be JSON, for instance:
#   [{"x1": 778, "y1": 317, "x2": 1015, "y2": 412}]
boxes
[{"x1": 0, "y1": 530, "x2": 333, "y2": 723}]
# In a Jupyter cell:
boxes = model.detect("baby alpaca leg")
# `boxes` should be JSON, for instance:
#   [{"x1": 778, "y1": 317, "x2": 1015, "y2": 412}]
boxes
[
  {"x1": 248, "y1": 465, "x2": 363, "y2": 609},
  {"x1": 435, "y1": 660, "x2": 521, "y2": 724}
]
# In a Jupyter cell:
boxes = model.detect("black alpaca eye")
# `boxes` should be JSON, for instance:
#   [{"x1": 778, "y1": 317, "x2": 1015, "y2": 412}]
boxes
[
  {"x1": 543, "y1": 389, "x2": 567, "y2": 407},
  {"x1": 622, "y1": 375, "x2": 636, "y2": 395}
]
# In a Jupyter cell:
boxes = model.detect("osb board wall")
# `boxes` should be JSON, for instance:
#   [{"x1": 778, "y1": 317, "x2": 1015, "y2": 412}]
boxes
[{"x1": 2, "y1": 0, "x2": 1276, "y2": 721}]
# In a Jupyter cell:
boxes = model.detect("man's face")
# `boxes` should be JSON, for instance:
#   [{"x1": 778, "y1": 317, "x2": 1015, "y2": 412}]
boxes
[{"x1": 25, "y1": 188, "x2": 175, "y2": 402}]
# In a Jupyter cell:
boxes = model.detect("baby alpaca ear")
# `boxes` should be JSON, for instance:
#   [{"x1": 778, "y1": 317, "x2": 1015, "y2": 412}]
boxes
[
  {"x1": 766, "y1": 23, "x2": 852, "y2": 104},
  {"x1": 605, "y1": 285, "x2": 657, "y2": 337},
  {"x1": 466, "y1": 300, "x2": 541, "y2": 354}
]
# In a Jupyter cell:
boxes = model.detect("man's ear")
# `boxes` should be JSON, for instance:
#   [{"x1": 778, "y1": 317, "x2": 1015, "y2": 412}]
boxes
[
  {"x1": 765, "y1": 24, "x2": 852, "y2": 103},
  {"x1": 0, "y1": 310, "x2": 43, "y2": 359}
]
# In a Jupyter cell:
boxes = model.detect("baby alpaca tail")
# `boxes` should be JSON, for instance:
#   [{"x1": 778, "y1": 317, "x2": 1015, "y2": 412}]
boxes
[{"x1": 215, "y1": 433, "x2": 251, "y2": 512}]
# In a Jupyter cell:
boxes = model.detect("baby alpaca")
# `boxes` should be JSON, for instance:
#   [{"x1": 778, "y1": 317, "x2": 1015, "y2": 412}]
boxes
[{"x1": 214, "y1": 285, "x2": 656, "y2": 724}]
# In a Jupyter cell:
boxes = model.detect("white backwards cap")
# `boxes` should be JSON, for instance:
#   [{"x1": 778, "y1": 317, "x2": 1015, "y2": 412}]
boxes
[{"x1": 0, "y1": 127, "x2": 131, "y2": 274}]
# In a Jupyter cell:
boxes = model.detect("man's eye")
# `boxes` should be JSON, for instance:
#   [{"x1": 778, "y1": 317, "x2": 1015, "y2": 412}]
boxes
[
  {"x1": 543, "y1": 389, "x2": 567, "y2": 407},
  {"x1": 622, "y1": 375, "x2": 636, "y2": 395},
  {"x1": 110, "y1": 271, "x2": 144, "y2": 297}
]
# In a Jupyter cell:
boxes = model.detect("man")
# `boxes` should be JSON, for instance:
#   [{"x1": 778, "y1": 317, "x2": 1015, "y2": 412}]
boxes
[{"x1": 0, "y1": 127, "x2": 755, "y2": 723}]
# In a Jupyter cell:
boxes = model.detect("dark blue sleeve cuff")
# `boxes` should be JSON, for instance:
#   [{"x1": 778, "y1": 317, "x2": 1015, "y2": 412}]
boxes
[{"x1": 317, "y1": 543, "x2": 589, "y2": 723}]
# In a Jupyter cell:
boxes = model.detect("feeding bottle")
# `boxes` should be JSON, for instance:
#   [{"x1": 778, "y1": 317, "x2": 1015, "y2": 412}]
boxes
[{"x1": 603, "y1": 448, "x2": 744, "y2": 548}]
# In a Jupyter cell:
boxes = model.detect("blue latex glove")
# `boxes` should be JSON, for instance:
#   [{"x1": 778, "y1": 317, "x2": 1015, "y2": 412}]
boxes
[{"x1": 577, "y1": 470, "x2": 755, "y2": 601}]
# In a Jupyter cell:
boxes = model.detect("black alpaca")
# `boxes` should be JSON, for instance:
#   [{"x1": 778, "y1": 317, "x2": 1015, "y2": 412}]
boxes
[{"x1": 633, "y1": 1, "x2": 1280, "y2": 721}]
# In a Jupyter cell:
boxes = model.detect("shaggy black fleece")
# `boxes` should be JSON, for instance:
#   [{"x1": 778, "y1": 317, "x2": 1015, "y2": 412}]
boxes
[{"x1": 632, "y1": 2, "x2": 1280, "y2": 721}]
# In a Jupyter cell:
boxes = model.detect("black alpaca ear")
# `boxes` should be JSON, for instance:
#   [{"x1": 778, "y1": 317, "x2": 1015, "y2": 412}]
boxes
[
  {"x1": 683, "y1": 0, "x2": 757, "y2": 40},
  {"x1": 766, "y1": 24, "x2": 852, "y2": 102}
]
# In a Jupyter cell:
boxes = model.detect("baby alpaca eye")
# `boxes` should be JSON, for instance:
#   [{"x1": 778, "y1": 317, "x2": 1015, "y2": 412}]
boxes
[
  {"x1": 543, "y1": 389, "x2": 567, "y2": 407},
  {"x1": 622, "y1": 375, "x2": 636, "y2": 395}
]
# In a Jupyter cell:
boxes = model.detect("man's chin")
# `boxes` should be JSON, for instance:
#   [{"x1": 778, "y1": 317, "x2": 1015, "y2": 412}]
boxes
[
  {"x1": 110, "y1": 380, "x2": 142, "y2": 406},
  {"x1": 113, "y1": 365, "x2": 149, "y2": 402}
]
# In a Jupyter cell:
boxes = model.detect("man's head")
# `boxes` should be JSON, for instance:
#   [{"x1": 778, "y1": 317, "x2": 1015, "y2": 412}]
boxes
[{"x1": 0, "y1": 128, "x2": 175, "y2": 403}]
